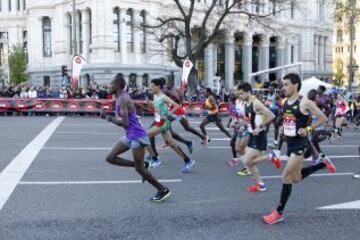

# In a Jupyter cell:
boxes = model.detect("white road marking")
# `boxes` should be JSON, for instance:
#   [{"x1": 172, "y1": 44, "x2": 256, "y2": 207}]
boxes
[
  {"x1": 19, "y1": 179, "x2": 182, "y2": 185},
  {"x1": 262, "y1": 172, "x2": 354, "y2": 179},
  {"x1": 318, "y1": 200, "x2": 360, "y2": 210},
  {"x1": 43, "y1": 147, "x2": 111, "y2": 150},
  {"x1": 56, "y1": 131, "x2": 118, "y2": 135},
  {"x1": 0, "y1": 117, "x2": 65, "y2": 211}
]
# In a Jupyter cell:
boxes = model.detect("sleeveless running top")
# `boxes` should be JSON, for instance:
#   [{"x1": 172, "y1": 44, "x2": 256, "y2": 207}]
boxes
[
  {"x1": 116, "y1": 93, "x2": 147, "y2": 140},
  {"x1": 153, "y1": 94, "x2": 168, "y2": 122},
  {"x1": 206, "y1": 96, "x2": 218, "y2": 115},
  {"x1": 282, "y1": 97, "x2": 310, "y2": 138},
  {"x1": 244, "y1": 101, "x2": 263, "y2": 133}
]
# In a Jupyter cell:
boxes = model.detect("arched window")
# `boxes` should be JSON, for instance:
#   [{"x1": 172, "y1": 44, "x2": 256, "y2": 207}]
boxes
[
  {"x1": 126, "y1": 9, "x2": 134, "y2": 52},
  {"x1": 337, "y1": 30, "x2": 343, "y2": 42},
  {"x1": 113, "y1": 7, "x2": 120, "y2": 52},
  {"x1": 42, "y1": 17, "x2": 52, "y2": 57},
  {"x1": 140, "y1": 10, "x2": 146, "y2": 53}
]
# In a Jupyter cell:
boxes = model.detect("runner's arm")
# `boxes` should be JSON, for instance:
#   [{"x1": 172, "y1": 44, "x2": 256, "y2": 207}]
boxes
[
  {"x1": 163, "y1": 95, "x2": 180, "y2": 115},
  {"x1": 305, "y1": 99, "x2": 328, "y2": 130},
  {"x1": 254, "y1": 99, "x2": 275, "y2": 129}
]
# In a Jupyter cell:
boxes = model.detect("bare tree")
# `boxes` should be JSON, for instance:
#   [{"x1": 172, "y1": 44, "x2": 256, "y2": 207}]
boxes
[{"x1": 142, "y1": 0, "x2": 297, "y2": 92}]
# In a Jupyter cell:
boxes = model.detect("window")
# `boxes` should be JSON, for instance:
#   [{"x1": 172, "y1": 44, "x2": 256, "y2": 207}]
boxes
[
  {"x1": 337, "y1": 30, "x2": 343, "y2": 43},
  {"x1": 270, "y1": 0, "x2": 276, "y2": 16},
  {"x1": 113, "y1": 8, "x2": 120, "y2": 52},
  {"x1": 43, "y1": 76, "x2": 50, "y2": 87},
  {"x1": 129, "y1": 73, "x2": 137, "y2": 88},
  {"x1": 352, "y1": 26, "x2": 356, "y2": 40},
  {"x1": 319, "y1": 0, "x2": 325, "y2": 22},
  {"x1": 78, "y1": 11, "x2": 83, "y2": 54},
  {"x1": 290, "y1": 1, "x2": 295, "y2": 19},
  {"x1": 42, "y1": 17, "x2": 52, "y2": 57},
  {"x1": 0, "y1": 0, "x2": 2, "y2": 12},
  {"x1": 69, "y1": 14, "x2": 73, "y2": 54},
  {"x1": 140, "y1": 10, "x2": 146, "y2": 53},
  {"x1": 126, "y1": 9, "x2": 134, "y2": 52},
  {"x1": 17, "y1": 0, "x2": 20, "y2": 11},
  {"x1": 22, "y1": 0, "x2": 25, "y2": 10},
  {"x1": 290, "y1": 45, "x2": 294, "y2": 63},
  {"x1": 88, "y1": 9, "x2": 92, "y2": 44},
  {"x1": 8, "y1": 0, "x2": 11, "y2": 11},
  {"x1": 142, "y1": 73, "x2": 149, "y2": 87}
]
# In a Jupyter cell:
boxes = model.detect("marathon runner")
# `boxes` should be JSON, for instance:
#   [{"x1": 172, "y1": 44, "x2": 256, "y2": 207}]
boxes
[
  {"x1": 101, "y1": 73, "x2": 170, "y2": 202},
  {"x1": 262, "y1": 73, "x2": 336, "y2": 224}
]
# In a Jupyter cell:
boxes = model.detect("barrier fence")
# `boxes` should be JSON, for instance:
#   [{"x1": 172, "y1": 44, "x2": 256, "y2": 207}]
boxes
[{"x1": 0, "y1": 98, "x2": 230, "y2": 116}]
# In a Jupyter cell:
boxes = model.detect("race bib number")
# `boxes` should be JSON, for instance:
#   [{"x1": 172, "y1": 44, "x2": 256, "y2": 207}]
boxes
[
  {"x1": 154, "y1": 110, "x2": 161, "y2": 122},
  {"x1": 284, "y1": 116, "x2": 297, "y2": 137}
]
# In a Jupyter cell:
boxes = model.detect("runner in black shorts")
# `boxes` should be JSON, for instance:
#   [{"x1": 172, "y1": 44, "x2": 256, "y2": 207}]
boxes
[
  {"x1": 237, "y1": 83, "x2": 282, "y2": 192},
  {"x1": 199, "y1": 88, "x2": 232, "y2": 145},
  {"x1": 263, "y1": 73, "x2": 336, "y2": 225}
]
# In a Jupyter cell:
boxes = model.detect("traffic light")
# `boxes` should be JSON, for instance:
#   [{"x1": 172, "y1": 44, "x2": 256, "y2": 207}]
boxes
[{"x1": 61, "y1": 65, "x2": 68, "y2": 77}]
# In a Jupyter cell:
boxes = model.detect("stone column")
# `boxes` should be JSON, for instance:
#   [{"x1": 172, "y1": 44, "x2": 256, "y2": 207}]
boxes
[
  {"x1": 224, "y1": 32, "x2": 235, "y2": 90},
  {"x1": 276, "y1": 36, "x2": 285, "y2": 80},
  {"x1": 319, "y1": 36, "x2": 324, "y2": 72},
  {"x1": 314, "y1": 34, "x2": 318, "y2": 71},
  {"x1": 259, "y1": 35, "x2": 270, "y2": 81},
  {"x1": 90, "y1": 0, "x2": 115, "y2": 63},
  {"x1": 120, "y1": 8, "x2": 128, "y2": 63},
  {"x1": 204, "y1": 43, "x2": 215, "y2": 87},
  {"x1": 133, "y1": 9, "x2": 141, "y2": 64},
  {"x1": 82, "y1": 9, "x2": 90, "y2": 60},
  {"x1": 242, "y1": 33, "x2": 253, "y2": 83}
]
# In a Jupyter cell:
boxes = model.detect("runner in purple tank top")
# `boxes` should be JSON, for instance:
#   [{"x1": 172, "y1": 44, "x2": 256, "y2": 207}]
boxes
[{"x1": 101, "y1": 73, "x2": 171, "y2": 202}]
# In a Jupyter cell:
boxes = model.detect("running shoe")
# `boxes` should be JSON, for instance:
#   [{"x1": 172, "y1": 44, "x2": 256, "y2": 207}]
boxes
[
  {"x1": 228, "y1": 158, "x2": 241, "y2": 167},
  {"x1": 247, "y1": 182, "x2": 267, "y2": 192},
  {"x1": 150, "y1": 157, "x2": 162, "y2": 169},
  {"x1": 161, "y1": 143, "x2": 171, "y2": 149},
  {"x1": 187, "y1": 141, "x2": 194, "y2": 154},
  {"x1": 236, "y1": 168, "x2": 251, "y2": 176},
  {"x1": 267, "y1": 143, "x2": 278, "y2": 150},
  {"x1": 145, "y1": 155, "x2": 152, "y2": 161},
  {"x1": 269, "y1": 150, "x2": 282, "y2": 169},
  {"x1": 182, "y1": 159, "x2": 195, "y2": 173},
  {"x1": 322, "y1": 157, "x2": 336, "y2": 173},
  {"x1": 262, "y1": 210, "x2": 284, "y2": 225},
  {"x1": 151, "y1": 188, "x2": 171, "y2": 202},
  {"x1": 353, "y1": 173, "x2": 360, "y2": 179}
]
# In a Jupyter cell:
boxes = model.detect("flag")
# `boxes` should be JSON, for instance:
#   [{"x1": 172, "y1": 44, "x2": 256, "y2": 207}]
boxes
[
  {"x1": 180, "y1": 60, "x2": 193, "y2": 91},
  {"x1": 72, "y1": 55, "x2": 86, "y2": 89}
]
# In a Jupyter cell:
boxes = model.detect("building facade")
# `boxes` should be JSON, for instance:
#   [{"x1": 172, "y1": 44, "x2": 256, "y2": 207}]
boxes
[
  {"x1": 333, "y1": 0, "x2": 360, "y2": 90},
  {"x1": 0, "y1": 0, "x2": 333, "y2": 88}
]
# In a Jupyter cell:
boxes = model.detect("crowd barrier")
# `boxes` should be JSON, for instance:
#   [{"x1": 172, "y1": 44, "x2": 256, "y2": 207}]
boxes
[{"x1": 0, "y1": 98, "x2": 230, "y2": 116}]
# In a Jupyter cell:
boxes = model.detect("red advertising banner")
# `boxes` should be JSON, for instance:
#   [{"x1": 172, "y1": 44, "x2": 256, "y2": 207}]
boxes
[{"x1": 0, "y1": 98, "x2": 229, "y2": 115}]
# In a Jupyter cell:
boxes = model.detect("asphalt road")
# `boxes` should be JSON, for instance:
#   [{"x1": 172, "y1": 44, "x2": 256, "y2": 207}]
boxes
[{"x1": 0, "y1": 116, "x2": 359, "y2": 240}]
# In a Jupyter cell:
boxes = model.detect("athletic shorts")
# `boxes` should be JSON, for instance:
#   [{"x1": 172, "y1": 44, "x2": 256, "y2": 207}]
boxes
[
  {"x1": 153, "y1": 119, "x2": 170, "y2": 133},
  {"x1": 286, "y1": 137, "x2": 312, "y2": 158},
  {"x1": 120, "y1": 135, "x2": 150, "y2": 149},
  {"x1": 207, "y1": 113, "x2": 219, "y2": 122},
  {"x1": 247, "y1": 131, "x2": 267, "y2": 151},
  {"x1": 172, "y1": 114, "x2": 186, "y2": 121}
]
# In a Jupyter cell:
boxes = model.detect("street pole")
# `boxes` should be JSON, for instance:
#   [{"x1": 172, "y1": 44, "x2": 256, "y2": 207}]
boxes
[
  {"x1": 348, "y1": 0, "x2": 355, "y2": 92},
  {"x1": 6, "y1": 31, "x2": 10, "y2": 84},
  {"x1": 72, "y1": 0, "x2": 77, "y2": 56}
]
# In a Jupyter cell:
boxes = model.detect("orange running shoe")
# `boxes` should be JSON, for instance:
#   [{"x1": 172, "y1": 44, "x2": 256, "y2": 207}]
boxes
[
  {"x1": 270, "y1": 150, "x2": 282, "y2": 169},
  {"x1": 262, "y1": 210, "x2": 283, "y2": 225},
  {"x1": 322, "y1": 157, "x2": 336, "y2": 173},
  {"x1": 247, "y1": 182, "x2": 266, "y2": 192}
]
